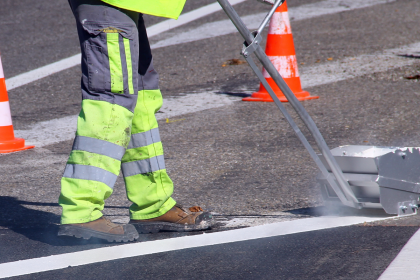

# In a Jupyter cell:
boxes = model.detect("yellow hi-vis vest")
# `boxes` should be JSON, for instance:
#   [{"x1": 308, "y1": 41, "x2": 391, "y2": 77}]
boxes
[{"x1": 101, "y1": 0, "x2": 187, "y2": 19}]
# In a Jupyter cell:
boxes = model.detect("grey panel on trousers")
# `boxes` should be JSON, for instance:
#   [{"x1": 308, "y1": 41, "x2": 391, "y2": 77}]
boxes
[
  {"x1": 138, "y1": 58, "x2": 159, "y2": 91},
  {"x1": 72, "y1": 136, "x2": 126, "y2": 160},
  {"x1": 63, "y1": 164, "x2": 118, "y2": 189},
  {"x1": 70, "y1": 0, "x2": 140, "y2": 112},
  {"x1": 121, "y1": 155, "x2": 165, "y2": 177},
  {"x1": 126, "y1": 128, "x2": 161, "y2": 149},
  {"x1": 81, "y1": 90, "x2": 139, "y2": 112},
  {"x1": 85, "y1": 43, "x2": 107, "y2": 93}
]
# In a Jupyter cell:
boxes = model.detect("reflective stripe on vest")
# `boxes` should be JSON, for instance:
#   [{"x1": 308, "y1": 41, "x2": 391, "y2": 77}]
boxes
[
  {"x1": 63, "y1": 164, "x2": 118, "y2": 189},
  {"x1": 121, "y1": 155, "x2": 165, "y2": 177}
]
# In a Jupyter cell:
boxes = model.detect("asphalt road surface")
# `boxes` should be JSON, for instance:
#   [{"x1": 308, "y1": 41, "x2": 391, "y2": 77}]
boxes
[{"x1": 1, "y1": 0, "x2": 420, "y2": 279}]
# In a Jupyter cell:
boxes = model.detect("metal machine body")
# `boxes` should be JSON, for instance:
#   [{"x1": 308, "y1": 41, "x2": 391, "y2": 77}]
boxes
[
  {"x1": 318, "y1": 146, "x2": 420, "y2": 216},
  {"x1": 217, "y1": 0, "x2": 420, "y2": 216}
]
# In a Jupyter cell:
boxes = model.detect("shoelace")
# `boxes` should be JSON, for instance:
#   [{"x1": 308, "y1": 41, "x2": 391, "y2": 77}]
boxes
[
  {"x1": 189, "y1": 206, "x2": 203, "y2": 212},
  {"x1": 176, "y1": 204, "x2": 204, "y2": 214}
]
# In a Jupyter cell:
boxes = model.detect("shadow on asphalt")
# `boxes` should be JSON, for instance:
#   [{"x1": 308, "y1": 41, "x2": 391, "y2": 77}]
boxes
[
  {"x1": 286, "y1": 205, "x2": 393, "y2": 218},
  {"x1": 0, "y1": 196, "x2": 225, "y2": 247},
  {"x1": 0, "y1": 196, "x2": 116, "y2": 246},
  {"x1": 216, "y1": 91, "x2": 251, "y2": 98},
  {"x1": 1, "y1": 196, "x2": 395, "y2": 248}
]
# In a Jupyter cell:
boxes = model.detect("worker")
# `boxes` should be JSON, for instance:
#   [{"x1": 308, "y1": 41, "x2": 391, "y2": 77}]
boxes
[{"x1": 58, "y1": 0, "x2": 214, "y2": 242}]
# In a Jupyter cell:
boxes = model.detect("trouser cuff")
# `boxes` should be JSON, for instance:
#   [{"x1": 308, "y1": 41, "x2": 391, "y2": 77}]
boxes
[
  {"x1": 60, "y1": 212, "x2": 103, "y2": 225},
  {"x1": 130, "y1": 197, "x2": 176, "y2": 220}
]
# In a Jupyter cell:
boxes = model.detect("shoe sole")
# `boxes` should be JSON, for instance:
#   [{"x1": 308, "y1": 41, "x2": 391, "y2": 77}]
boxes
[
  {"x1": 130, "y1": 220, "x2": 215, "y2": 234},
  {"x1": 58, "y1": 224, "x2": 139, "y2": 242}
]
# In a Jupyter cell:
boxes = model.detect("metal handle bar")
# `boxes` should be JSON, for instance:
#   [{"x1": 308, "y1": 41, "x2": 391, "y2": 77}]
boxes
[
  {"x1": 256, "y1": 0, "x2": 276, "y2": 5},
  {"x1": 217, "y1": 0, "x2": 361, "y2": 208},
  {"x1": 256, "y1": 0, "x2": 285, "y2": 35}
]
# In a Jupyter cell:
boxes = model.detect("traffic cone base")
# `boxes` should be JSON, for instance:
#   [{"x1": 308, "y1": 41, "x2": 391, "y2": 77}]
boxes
[
  {"x1": 242, "y1": 90, "x2": 318, "y2": 102},
  {"x1": 244, "y1": 75, "x2": 319, "y2": 102},
  {"x1": 0, "y1": 126, "x2": 34, "y2": 153},
  {"x1": 0, "y1": 138, "x2": 35, "y2": 153}
]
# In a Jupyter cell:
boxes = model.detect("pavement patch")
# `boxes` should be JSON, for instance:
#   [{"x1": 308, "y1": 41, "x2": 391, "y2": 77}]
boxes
[{"x1": 0, "y1": 214, "x2": 394, "y2": 278}]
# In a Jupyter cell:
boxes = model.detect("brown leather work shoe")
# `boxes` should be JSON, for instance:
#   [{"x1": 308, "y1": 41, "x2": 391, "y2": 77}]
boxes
[
  {"x1": 58, "y1": 216, "x2": 139, "y2": 242},
  {"x1": 130, "y1": 205, "x2": 215, "y2": 233}
]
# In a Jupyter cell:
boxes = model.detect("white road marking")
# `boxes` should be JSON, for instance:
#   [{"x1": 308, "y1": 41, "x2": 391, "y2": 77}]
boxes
[
  {"x1": 4, "y1": 0, "x2": 246, "y2": 91},
  {"x1": 378, "y1": 229, "x2": 420, "y2": 279},
  {"x1": 15, "y1": 92, "x2": 239, "y2": 147},
  {"x1": 146, "y1": 0, "x2": 247, "y2": 37},
  {"x1": 14, "y1": 41, "x2": 420, "y2": 148},
  {"x1": 6, "y1": 54, "x2": 81, "y2": 91},
  {"x1": 150, "y1": 0, "x2": 396, "y2": 49},
  {"x1": 0, "y1": 214, "x2": 393, "y2": 279},
  {"x1": 220, "y1": 214, "x2": 302, "y2": 227},
  {"x1": 300, "y1": 42, "x2": 420, "y2": 88}
]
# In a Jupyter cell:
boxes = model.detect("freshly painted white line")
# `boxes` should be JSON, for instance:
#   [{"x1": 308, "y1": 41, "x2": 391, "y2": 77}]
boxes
[
  {"x1": 0, "y1": 101, "x2": 12, "y2": 126},
  {"x1": 0, "y1": 215, "x2": 392, "y2": 279},
  {"x1": 4, "y1": 0, "x2": 246, "y2": 91},
  {"x1": 150, "y1": 0, "x2": 396, "y2": 49},
  {"x1": 378, "y1": 229, "x2": 420, "y2": 279},
  {"x1": 15, "y1": 92, "x2": 239, "y2": 147},
  {"x1": 14, "y1": 41, "x2": 420, "y2": 148}
]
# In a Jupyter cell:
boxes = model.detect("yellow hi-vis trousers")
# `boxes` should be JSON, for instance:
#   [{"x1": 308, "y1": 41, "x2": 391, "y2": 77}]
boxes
[{"x1": 59, "y1": 0, "x2": 176, "y2": 224}]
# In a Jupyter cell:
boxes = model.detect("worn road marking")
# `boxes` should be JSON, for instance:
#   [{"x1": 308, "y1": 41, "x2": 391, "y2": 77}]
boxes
[
  {"x1": 146, "y1": 0, "x2": 247, "y2": 37},
  {"x1": 4, "y1": 0, "x2": 247, "y2": 91},
  {"x1": 378, "y1": 229, "x2": 420, "y2": 279},
  {"x1": 0, "y1": 214, "x2": 393, "y2": 279},
  {"x1": 5, "y1": 0, "x2": 394, "y2": 90},
  {"x1": 300, "y1": 42, "x2": 420, "y2": 88},
  {"x1": 150, "y1": 0, "x2": 396, "y2": 49},
  {"x1": 15, "y1": 92, "x2": 240, "y2": 147},
  {"x1": 13, "y1": 41, "x2": 419, "y2": 148},
  {"x1": 5, "y1": 54, "x2": 82, "y2": 91}
]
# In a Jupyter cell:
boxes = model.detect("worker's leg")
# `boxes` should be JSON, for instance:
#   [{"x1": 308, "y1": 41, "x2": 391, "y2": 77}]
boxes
[
  {"x1": 59, "y1": 0, "x2": 139, "y2": 226},
  {"x1": 121, "y1": 15, "x2": 176, "y2": 220},
  {"x1": 122, "y1": 16, "x2": 215, "y2": 232}
]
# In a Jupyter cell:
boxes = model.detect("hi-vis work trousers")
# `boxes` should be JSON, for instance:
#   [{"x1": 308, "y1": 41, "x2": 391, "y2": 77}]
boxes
[{"x1": 59, "y1": 0, "x2": 176, "y2": 224}]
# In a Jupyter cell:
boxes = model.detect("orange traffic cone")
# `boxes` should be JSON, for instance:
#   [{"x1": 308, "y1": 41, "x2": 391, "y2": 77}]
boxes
[
  {"x1": 0, "y1": 55, "x2": 34, "y2": 153},
  {"x1": 243, "y1": 0, "x2": 318, "y2": 102}
]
